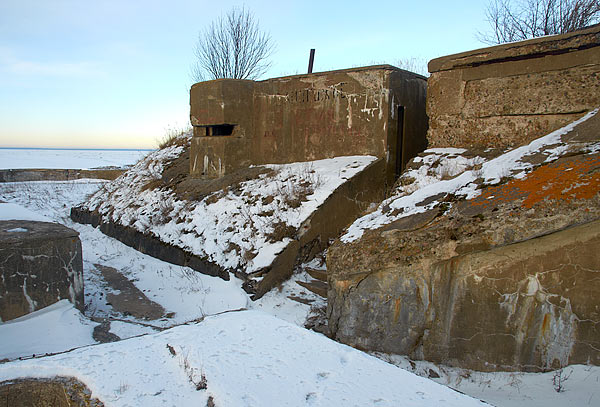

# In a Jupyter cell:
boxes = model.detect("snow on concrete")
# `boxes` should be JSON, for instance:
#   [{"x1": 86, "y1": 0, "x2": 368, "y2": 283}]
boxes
[
  {"x1": 252, "y1": 256, "x2": 327, "y2": 326},
  {"x1": 1, "y1": 145, "x2": 598, "y2": 407},
  {"x1": 0, "y1": 179, "x2": 250, "y2": 332},
  {"x1": 82, "y1": 135, "x2": 377, "y2": 275},
  {"x1": 0, "y1": 148, "x2": 151, "y2": 170},
  {"x1": 0, "y1": 310, "x2": 488, "y2": 407},
  {"x1": 0, "y1": 300, "x2": 97, "y2": 359},
  {"x1": 342, "y1": 108, "x2": 600, "y2": 243},
  {"x1": 0, "y1": 202, "x2": 52, "y2": 222}
]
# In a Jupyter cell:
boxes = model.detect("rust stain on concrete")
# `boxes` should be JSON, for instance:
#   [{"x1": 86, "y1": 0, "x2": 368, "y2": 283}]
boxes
[
  {"x1": 393, "y1": 298, "x2": 402, "y2": 324},
  {"x1": 471, "y1": 154, "x2": 600, "y2": 210}
]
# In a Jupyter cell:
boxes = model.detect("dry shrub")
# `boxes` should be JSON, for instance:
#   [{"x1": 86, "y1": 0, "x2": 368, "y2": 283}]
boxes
[
  {"x1": 141, "y1": 178, "x2": 163, "y2": 193},
  {"x1": 226, "y1": 242, "x2": 242, "y2": 254},
  {"x1": 266, "y1": 221, "x2": 296, "y2": 242},
  {"x1": 204, "y1": 191, "x2": 225, "y2": 205},
  {"x1": 258, "y1": 209, "x2": 274, "y2": 217},
  {"x1": 157, "y1": 126, "x2": 192, "y2": 149}
]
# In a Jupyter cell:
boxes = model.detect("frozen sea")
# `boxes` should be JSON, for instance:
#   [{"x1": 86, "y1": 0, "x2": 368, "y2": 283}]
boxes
[{"x1": 0, "y1": 148, "x2": 152, "y2": 170}]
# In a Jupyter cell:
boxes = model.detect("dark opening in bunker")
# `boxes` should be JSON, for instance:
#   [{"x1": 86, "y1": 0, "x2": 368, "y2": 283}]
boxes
[{"x1": 205, "y1": 124, "x2": 235, "y2": 137}]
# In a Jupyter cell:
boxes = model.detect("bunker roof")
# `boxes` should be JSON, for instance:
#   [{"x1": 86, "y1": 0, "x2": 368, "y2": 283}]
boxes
[
  {"x1": 190, "y1": 65, "x2": 428, "y2": 90},
  {"x1": 429, "y1": 24, "x2": 600, "y2": 73}
]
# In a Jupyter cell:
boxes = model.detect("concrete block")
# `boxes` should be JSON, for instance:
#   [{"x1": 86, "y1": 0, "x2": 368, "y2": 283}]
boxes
[{"x1": 0, "y1": 220, "x2": 83, "y2": 322}]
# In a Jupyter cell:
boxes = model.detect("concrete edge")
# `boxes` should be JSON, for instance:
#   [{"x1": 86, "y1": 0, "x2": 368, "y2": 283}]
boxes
[
  {"x1": 0, "y1": 169, "x2": 125, "y2": 183},
  {"x1": 429, "y1": 24, "x2": 600, "y2": 73}
]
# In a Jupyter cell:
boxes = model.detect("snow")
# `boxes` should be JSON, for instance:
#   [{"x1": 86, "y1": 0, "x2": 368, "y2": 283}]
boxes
[
  {"x1": 107, "y1": 320, "x2": 158, "y2": 339},
  {"x1": 0, "y1": 300, "x2": 97, "y2": 359},
  {"x1": 0, "y1": 311, "x2": 487, "y2": 407},
  {"x1": 479, "y1": 109, "x2": 599, "y2": 183},
  {"x1": 83, "y1": 137, "x2": 377, "y2": 276},
  {"x1": 0, "y1": 201, "x2": 52, "y2": 222},
  {"x1": 4, "y1": 227, "x2": 28, "y2": 232},
  {"x1": 375, "y1": 353, "x2": 600, "y2": 407},
  {"x1": 1, "y1": 141, "x2": 598, "y2": 406},
  {"x1": 0, "y1": 179, "x2": 250, "y2": 332},
  {"x1": 252, "y1": 257, "x2": 327, "y2": 326},
  {"x1": 0, "y1": 148, "x2": 151, "y2": 170},
  {"x1": 342, "y1": 108, "x2": 600, "y2": 243}
]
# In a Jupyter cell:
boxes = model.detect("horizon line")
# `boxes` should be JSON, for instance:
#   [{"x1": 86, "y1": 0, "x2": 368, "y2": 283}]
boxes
[{"x1": 0, "y1": 147, "x2": 155, "y2": 151}]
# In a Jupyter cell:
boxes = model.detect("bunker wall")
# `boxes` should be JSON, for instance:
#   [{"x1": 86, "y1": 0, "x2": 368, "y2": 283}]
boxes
[
  {"x1": 189, "y1": 65, "x2": 428, "y2": 182},
  {"x1": 427, "y1": 25, "x2": 600, "y2": 149}
]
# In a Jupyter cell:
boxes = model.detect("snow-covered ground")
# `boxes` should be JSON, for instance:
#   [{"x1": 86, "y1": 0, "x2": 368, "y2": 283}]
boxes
[
  {"x1": 1, "y1": 142, "x2": 598, "y2": 406},
  {"x1": 0, "y1": 178, "x2": 487, "y2": 406},
  {"x1": 0, "y1": 300, "x2": 98, "y2": 360},
  {"x1": 0, "y1": 180, "x2": 255, "y2": 329},
  {"x1": 0, "y1": 310, "x2": 487, "y2": 407},
  {"x1": 374, "y1": 354, "x2": 599, "y2": 407},
  {"x1": 0, "y1": 148, "x2": 151, "y2": 169},
  {"x1": 82, "y1": 137, "x2": 377, "y2": 276}
]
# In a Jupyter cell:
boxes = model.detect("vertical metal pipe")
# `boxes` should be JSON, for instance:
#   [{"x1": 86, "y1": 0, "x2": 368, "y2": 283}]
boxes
[{"x1": 308, "y1": 49, "x2": 315, "y2": 74}]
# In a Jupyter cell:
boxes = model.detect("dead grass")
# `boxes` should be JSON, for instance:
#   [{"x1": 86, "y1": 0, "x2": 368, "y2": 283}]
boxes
[
  {"x1": 266, "y1": 221, "x2": 296, "y2": 242},
  {"x1": 243, "y1": 249, "x2": 258, "y2": 261},
  {"x1": 141, "y1": 178, "x2": 163, "y2": 193},
  {"x1": 157, "y1": 126, "x2": 192, "y2": 149},
  {"x1": 273, "y1": 164, "x2": 322, "y2": 209},
  {"x1": 204, "y1": 191, "x2": 225, "y2": 205},
  {"x1": 173, "y1": 166, "x2": 273, "y2": 202}
]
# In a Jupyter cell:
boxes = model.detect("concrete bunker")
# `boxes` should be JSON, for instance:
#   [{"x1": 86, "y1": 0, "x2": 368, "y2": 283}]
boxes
[
  {"x1": 326, "y1": 27, "x2": 600, "y2": 372},
  {"x1": 427, "y1": 24, "x2": 600, "y2": 150},
  {"x1": 189, "y1": 65, "x2": 429, "y2": 185}
]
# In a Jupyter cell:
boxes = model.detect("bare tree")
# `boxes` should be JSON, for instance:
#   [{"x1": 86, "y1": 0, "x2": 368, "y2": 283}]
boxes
[
  {"x1": 394, "y1": 57, "x2": 430, "y2": 77},
  {"x1": 191, "y1": 7, "x2": 274, "y2": 82},
  {"x1": 479, "y1": 0, "x2": 600, "y2": 44}
]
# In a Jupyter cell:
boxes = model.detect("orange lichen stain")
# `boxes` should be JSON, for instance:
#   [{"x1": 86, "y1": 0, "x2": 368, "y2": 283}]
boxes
[
  {"x1": 393, "y1": 298, "x2": 402, "y2": 324},
  {"x1": 541, "y1": 313, "x2": 551, "y2": 336},
  {"x1": 335, "y1": 280, "x2": 353, "y2": 291},
  {"x1": 471, "y1": 154, "x2": 600, "y2": 210}
]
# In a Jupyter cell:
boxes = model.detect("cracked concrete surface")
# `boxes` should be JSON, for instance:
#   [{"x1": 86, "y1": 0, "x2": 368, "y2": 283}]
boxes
[
  {"x1": 328, "y1": 133, "x2": 600, "y2": 372},
  {"x1": 0, "y1": 220, "x2": 83, "y2": 321}
]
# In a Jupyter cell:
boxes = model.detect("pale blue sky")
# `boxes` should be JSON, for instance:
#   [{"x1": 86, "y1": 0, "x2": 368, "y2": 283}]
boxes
[{"x1": 0, "y1": 0, "x2": 489, "y2": 149}]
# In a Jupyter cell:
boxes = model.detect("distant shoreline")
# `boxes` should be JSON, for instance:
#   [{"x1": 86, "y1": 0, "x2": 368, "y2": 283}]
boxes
[
  {"x1": 0, "y1": 148, "x2": 151, "y2": 171},
  {"x1": 0, "y1": 147, "x2": 154, "y2": 152}
]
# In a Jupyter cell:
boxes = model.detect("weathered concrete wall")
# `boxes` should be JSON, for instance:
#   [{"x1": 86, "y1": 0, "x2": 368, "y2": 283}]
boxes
[
  {"x1": 327, "y1": 114, "x2": 600, "y2": 371},
  {"x1": 190, "y1": 80, "x2": 255, "y2": 179},
  {"x1": 0, "y1": 221, "x2": 84, "y2": 322},
  {"x1": 70, "y1": 207, "x2": 231, "y2": 281},
  {"x1": 253, "y1": 158, "x2": 387, "y2": 298},
  {"x1": 329, "y1": 219, "x2": 600, "y2": 372},
  {"x1": 427, "y1": 25, "x2": 600, "y2": 149},
  {"x1": 72, "y1": 159, "x2": 388, "y2": 300},
  {"x1": 0, "y1": 168, "x2": 124, "y2": 183},
  {"x1": 190, "y1": 65, "x2": 428, "y2": 185}
]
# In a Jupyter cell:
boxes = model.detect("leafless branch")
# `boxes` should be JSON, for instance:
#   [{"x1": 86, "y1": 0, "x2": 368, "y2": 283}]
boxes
[
  {"x1": 191, "y1": 7, "x2": 274, "y2": 82},
  {"x1": 478, "y1": 0, "x2": 600, "y2": 44}
]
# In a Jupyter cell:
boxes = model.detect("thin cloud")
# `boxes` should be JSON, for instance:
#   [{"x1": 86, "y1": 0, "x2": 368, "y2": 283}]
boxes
[{"x1": 0, "y1": 47, "x2": 103, "y2": 77}]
